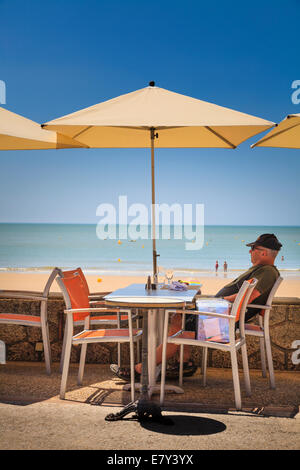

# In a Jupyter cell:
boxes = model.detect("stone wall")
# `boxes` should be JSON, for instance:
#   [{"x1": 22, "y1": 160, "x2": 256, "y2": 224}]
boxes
[{"x1": 0, "y1": 295, "x2": 299, "y2": 371}]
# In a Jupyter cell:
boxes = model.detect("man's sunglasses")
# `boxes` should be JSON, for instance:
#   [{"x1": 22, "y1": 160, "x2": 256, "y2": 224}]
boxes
[{"x1": 250, "y1": 246, "x2": 266, "y2": 252}]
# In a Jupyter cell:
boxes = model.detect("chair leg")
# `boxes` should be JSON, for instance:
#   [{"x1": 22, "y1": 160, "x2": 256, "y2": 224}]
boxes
[
  {"x1": 264, "y1": 335, "x2": 276, "y2": 389},
  {"x1": 201, "y1": 347, "x2": 208, "y2": 386},
  {"x1": 160, "y1": 348, "x2": 167, "y2": 405},
  {"x1": 127, "y1": 311, "x2": 135, "y2": 402},
  {"x1": 40, "y1": 302, "x2": 51, "y2": 375},
  {"x1": 136, "y1": 315, "x2": 140, "y2": 362},
  {"x1": 241, "y1": 343, "x2": 251, "y2": 396},
  {"x1": 179, "y1": 344, "x2": 184, "y2": 387},
  {"x1": 60, "y1": 330, "x2": 73, "y2": 400},
  {"x1": 117, "y1": 343, "x2": 121, "y2": 367},
  {"x1": 129, "y1": 341, "x2": 135, "y2": 403},
  {"x1": 40, "y1": 324, "x2": 51, "y2": 375},
  {"x1": 230, "y1": 348, "x2": 242, "y2": 410},
  {"x1": 60, "y1": 329, "x2": 67, "y2": 373},
  {"x1": 116, "y1": 312, "x2": 121, "y2": 367},
  {"x1": 78, "y1": 343, "x2": 87, "y2": 385},
  {"x1": 160, "y1": 312, "x2": 169, "y2": 405},
  {"x1": 260, "y1": 337, "x2": 267, "y2": 378}
]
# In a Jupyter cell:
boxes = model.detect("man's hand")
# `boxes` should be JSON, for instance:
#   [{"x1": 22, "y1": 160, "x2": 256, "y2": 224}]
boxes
[{"x1": 224, "y1": 288, "x2": 261, "y2": 304}]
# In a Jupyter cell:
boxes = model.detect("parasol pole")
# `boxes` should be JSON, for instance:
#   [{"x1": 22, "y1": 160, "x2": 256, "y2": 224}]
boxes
[{"x1": 150, "y1": 126, "x2": 159, "y2": 283}]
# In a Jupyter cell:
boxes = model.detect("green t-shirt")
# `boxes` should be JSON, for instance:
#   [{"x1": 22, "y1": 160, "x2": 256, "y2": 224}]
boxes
[{"x1": 215, "y1": 264, "x2": 280, "y2": 321}]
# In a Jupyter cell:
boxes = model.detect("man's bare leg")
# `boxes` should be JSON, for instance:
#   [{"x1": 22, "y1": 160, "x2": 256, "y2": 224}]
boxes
[{"x1": 135, "y1": 313, "x2": 193, "y2": 374}]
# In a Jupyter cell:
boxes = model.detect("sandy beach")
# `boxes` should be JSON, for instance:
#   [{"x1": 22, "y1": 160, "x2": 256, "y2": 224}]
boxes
[{"x1": 0, "y1": 272, "x2": 299, "y2": 298}]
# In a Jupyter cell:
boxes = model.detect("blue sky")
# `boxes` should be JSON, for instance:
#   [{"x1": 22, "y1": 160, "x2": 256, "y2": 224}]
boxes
[{"x1": 0, "y1": 0, "x2": 299, "y2": 225}]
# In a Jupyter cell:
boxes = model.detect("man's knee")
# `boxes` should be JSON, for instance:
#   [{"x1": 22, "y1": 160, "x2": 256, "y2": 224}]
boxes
[{"x1": 170, "y1": 313, "x2": 183, "y2": 328}]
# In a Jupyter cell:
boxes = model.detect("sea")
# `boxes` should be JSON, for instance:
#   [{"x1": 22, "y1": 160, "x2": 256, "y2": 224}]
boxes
[{"x1": 0, "y1": 224, "x2": 299, "y2": 278}]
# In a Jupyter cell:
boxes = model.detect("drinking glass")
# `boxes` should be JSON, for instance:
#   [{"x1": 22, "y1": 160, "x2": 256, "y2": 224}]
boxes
[{"x1": 165, "y1": 269, "x2": 174, "y2": 287}]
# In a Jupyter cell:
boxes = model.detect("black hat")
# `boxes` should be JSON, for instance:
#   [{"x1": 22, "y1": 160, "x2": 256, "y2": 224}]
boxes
[{"x1": 246, "y1": 233, "x2": 282, "y2": 251}]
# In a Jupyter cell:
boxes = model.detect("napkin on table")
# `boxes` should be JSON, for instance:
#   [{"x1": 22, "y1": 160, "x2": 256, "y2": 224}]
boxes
[{"x1": 169, "y1": 281, "x2": 188, "y2": 291}]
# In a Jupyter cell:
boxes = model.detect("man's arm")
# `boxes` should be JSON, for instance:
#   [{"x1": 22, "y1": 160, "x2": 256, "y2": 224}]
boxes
[{"x1": 224, "y1": 288, "x2": 261, "y2": 304}]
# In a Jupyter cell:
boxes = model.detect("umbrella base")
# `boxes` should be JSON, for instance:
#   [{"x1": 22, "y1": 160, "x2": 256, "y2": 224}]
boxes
[{"x1": 105, "y1": 399, "x2": 173, "y2": 424}]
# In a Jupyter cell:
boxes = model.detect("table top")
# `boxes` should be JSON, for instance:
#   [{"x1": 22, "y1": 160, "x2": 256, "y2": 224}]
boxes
[{"x1": 104, "y1": 283, "x2": 198, "y2": 308}]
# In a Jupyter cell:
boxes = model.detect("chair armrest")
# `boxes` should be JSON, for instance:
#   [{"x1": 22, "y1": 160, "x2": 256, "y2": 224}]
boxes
[
  {"x1": 0, "y1": 290, "x2": 47, "y2": 301},
  {"x1": 247, "y1": 304, "x2": 271, "y2": 310},
  {"x1": 196, "y1": 295, "x2": 233, "y2": 304},
  {"x1": 64, "y1": 307, "x2": 123, "y2": 314},
  {"x1": 197, "y1": 311, "x2": 236, "y2": 321},
  {"x1": 0, "y1": 289, "x2": 44, "y2": 295}
]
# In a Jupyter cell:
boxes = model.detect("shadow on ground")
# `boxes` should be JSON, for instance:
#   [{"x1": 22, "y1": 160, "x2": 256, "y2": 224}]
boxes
[{"x1": 140, "y1": 414, "x2": 227, "y2": 435}]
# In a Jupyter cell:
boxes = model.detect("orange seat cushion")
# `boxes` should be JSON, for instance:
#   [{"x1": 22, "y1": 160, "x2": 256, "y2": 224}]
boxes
[
  {"x1": 0, "y1": 313, "x2": 41, "y2": 323},
  {"x1": 245, "y1": 324, "x2": 262, "y2": 332},
  {"x1": 75, "y1": 328, "x2": 141, "y2": 340}
]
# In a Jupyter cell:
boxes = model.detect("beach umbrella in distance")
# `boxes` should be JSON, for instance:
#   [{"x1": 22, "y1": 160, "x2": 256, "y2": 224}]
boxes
[
  {"x1": 43, "y1": 82, "x2": 274, "y2": 280},
  {"x1": 252, "y1": 113, "x2": 300, "y2": 148},
  {"x1": 0, "y1": 107, "x2": 87, "y2": 150}
]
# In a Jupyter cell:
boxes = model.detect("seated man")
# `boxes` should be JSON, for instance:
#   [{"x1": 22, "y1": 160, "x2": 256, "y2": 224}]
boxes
[{"x1": 111, "y1": 233, "x2": 282, "y2": 381}]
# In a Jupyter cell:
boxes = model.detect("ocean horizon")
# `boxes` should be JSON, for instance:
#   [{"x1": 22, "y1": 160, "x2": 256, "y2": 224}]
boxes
[{"x1": 0, "y1": 223, "x2": 299, "y2": 278}]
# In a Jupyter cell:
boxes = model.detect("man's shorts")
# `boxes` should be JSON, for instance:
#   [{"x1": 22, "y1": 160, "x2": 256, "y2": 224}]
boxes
[{"x1": 185, "y1": 313, "x2": 197, "y2": 332}]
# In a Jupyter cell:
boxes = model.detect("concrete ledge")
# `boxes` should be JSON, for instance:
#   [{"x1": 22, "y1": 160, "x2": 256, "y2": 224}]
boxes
[{"x1": 273, "y1": 297, "x2": 300, "y2": 305}]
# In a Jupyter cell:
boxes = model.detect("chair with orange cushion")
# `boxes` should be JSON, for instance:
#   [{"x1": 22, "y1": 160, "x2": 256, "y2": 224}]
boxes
[
  {"x1": 0, "y1": 267, "x2": 61, "y2": 375},
  {"x1": 160, "y1": 278, "x2": 258, "y2": 410},
  {"x1": 59, "y1": 268, "x2": 140, "y2": 371},
  {"x1": 56, "y1": 272, "x2": 142, "y2": 400},
  {"x1": 61, "y1": 267, "x2": 106, "y2": 302}
]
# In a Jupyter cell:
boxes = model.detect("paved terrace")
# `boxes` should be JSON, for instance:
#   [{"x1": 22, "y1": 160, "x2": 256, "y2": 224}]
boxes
[
  {"x1": 0, "y1": 294, "x2": 299, "y2": 450},
  {"x1": 0, "y1": 362, "x2": 299, "y2": 451}
]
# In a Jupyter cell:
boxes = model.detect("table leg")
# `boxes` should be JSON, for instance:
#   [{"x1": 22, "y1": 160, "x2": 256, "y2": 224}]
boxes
[
  {"x1": 157, "y1": 308, "x2": 164, "y2": 344},
  {"x1": 148, "y1": 308, "x2": 157, "y2": 393},
  {"x1": 124, "y1": 307, "x2": 184, "y2": 398},
  {"x1": 105, "y1": 308, "x2": 171, "y2": 424}
]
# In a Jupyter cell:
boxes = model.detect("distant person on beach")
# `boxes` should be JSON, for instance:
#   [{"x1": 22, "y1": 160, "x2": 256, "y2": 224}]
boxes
[
  {"x1": 223, "y1": 261, "x2": 228, "y2": 273},
  {"x1": 110, "y1": 233, "x2": 282, "y2": 381},
  {"x1": 215, "y1": 260, "x2": 219, "y2": 272}
]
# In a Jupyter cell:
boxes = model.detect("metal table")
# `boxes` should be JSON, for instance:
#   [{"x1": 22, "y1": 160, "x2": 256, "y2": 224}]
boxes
[{"x1": 104, "y1": 283, "x2": 198, "y2": 422}]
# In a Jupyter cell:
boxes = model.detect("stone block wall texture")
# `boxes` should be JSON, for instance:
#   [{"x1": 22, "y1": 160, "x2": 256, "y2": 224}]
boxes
[{"x1": 0, "y1": 296, "x2": 299, "y2": 371}]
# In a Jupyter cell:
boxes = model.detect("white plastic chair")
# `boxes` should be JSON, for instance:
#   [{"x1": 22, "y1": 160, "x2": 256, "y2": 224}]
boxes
[
  {"x1": 160, "y1": 278, "x2": 258, "y2": 410},
  {"x1": 56, "y1": 273, "x2": 142, "y2": 401},
  {"x1": 0, "y1": 267, "x2": 61, "y2": 375},
  {"x1": 243, "y1": 276, "x2": 283, "y2": 389},
  {"x1": 58, "y1": 268, "x2": 140, "y2": 372}
]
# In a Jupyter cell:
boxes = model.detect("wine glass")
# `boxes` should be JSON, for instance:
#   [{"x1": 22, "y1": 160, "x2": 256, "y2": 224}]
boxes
[{"x1": 165, "y1": 269, "x2": 174, "y2": 287}]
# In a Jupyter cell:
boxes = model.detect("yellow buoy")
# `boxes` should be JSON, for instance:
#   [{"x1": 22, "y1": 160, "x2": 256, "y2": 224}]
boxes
[
  {"x1": 142, "y1": 245, "x2": 144, "y2": 248},
  {"x1": 118, "y1": 240, "x2": 122, "y2": 245},
  {"x1": 118, "y1": 258, "x2": 121, "y2": 262},
  {"x1": 97, "y1": 278, "x2": 102, "y2": 283}
]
